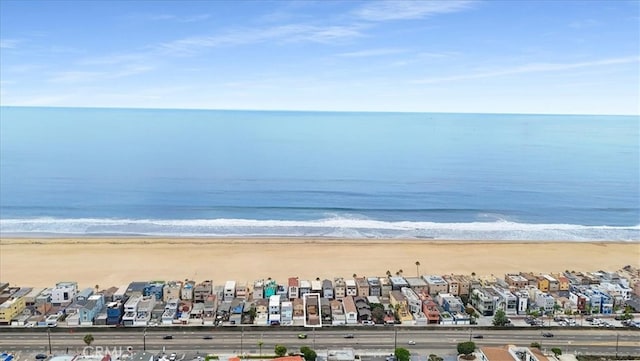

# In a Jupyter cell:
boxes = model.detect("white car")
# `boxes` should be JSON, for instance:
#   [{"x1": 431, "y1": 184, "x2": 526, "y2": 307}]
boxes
[{"x1": 408, "y1": 340, "x2": 416, "y2": 345}]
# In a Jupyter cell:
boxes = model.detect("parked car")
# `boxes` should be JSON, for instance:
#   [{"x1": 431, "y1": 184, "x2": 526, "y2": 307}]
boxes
[
  {"x1": 472, "y1": 334, "x2": 484, "y2": 339},
  {"x1": 203, "y1": 335, "x2": 213, "y2": 340},
  {"x1": 35, "y1": 354, "x2": 48, "y2": 360},
  {"x1": 542, "y1": 332, "x2": 554, "y2": 337},
  {"x1": 163, "y1": 335, "x2": 173, "y2": 340},
  {"x1": 297, "y1": 333, "x2": 308, "y2": 339},
  {"x1": 407, "y1": 340, "x2": 416, "y2": 345},
  {"x1": 344, "y1": 333, "x2": 354, "y2": 338}
]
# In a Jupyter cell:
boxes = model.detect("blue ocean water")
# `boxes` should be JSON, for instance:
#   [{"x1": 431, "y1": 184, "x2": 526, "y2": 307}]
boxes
[{"x1": 0, "y1": 107, "x2": 638, "y2": 240}]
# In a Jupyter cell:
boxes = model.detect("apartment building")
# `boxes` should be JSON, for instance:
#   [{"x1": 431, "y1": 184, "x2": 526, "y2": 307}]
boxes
[
  {"x1": 0, "y1": 297, "x2": 25, "y2": 324},
  {"x1": 423, "y1": 275, "x2": 449, "y2": 296},
  {"x1": 194, "y1": 280, "x2": 213, "y2": 302},
  {"x1": 471, "y1": 288, "x2": 495, "y2": 316},
  {"x1": 355, "y1": 277, "x2": 370, "y2": 297},
  {"x1": 405, "y1": 277, "x2": 428, "y2": 294},
  {"x1": 333, "y1": 278, "x2": 346, "y2": 299},
  {"x1": 504, "y1": 274, "x2": 529, "y2": 289}
]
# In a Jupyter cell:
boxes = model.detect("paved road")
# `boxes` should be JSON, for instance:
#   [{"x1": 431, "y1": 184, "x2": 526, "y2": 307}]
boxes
[{"x1": 1, "y1": 328, "x2": 638, "y2": 356}]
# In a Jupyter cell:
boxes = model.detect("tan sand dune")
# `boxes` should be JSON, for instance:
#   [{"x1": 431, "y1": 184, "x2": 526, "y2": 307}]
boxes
[{"x1": 0, "y1": 237, "x2": 638, "y2": 288}]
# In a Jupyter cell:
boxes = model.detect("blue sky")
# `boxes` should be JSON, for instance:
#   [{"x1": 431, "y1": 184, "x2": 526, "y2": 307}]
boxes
[{"x1": 1, "y1": 0, "x2": 638, "y2": 114}]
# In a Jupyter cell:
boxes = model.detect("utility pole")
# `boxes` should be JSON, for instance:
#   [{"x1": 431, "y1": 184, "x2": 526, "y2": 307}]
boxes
[
  {"x1": 469, "y1": 328, "x2": 472, "y2": 342},
  {"x1": 143, "y1": 328, "x2": 147, "y2": 352},
  {"x1": 47, "y1": 328, "x2": 52, "y2": 354},
  {"x1": 394, "y1": 328, "x2": 397, "y2": 350},
  {"x1": 313, "y1": 327, "x2": 316, "y2": 349},
  {"x1": 240, "y1": 327, "x2": 244, "y2": 359},
  {"x1": 616, "y1": 333, "x2": 619, "y2": 359}
]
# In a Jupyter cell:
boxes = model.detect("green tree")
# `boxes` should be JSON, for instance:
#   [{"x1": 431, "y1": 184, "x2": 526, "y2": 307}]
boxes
[
  {"x1": 551, "y1": 348, "x2": 562, "y2": 356},
  {"x1": 492, "y1": 309, "x2": 508, "y2": 326},
  {"x1": 394, "y1": 348, "x2": 411, "y2": 361},
  {"x1": 300, "y1": 347, "x2": 317, "y2": 361},
  {"x1": 456, "y1": 342, "x2": 475, "y2": 356},
  {"x1": 530, "y1": 342, "x2": 541, "y2": 349},
  {"x1": 372, "y1": 305, "x2": 385, "y2": 324},
  {"x1": 83, "y1": 334, "x2": 94, "y2": 346},
  {"x1": 274, "y1": 345, "x2": 287, "y2": 357},
  {"x1": 428, "y1": 355, "x2": 443, "y2": 361}
]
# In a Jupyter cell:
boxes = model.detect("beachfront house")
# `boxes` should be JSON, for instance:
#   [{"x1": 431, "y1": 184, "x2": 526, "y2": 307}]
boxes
[
  {"x1": 322, "y1": 279, "x2": 334, "y2": 299},
  {"x1": 367, "y1": 277, "x2": 381, "y2": 297},
  {"x1": 333, "y1": 278, "x2": 346, "y2": 299},
  {"x1": 79, "y1": 294, "x2": 105, "y2": 326},
  {"x1": 163, "y1": 281, "x2": 182, "y2": 303},
  {"x1": 423, "y1": 275, "x2": 449, "y2": 296},
  {"x1": 288, "y1": 277, "x2": 299, "y2": 300},
  {"x1": 51, "y1": 282, "x2": 78, "y2": 306},
  {"x1": 223, "y1": 281, "x2": 236, "y2": 302}
]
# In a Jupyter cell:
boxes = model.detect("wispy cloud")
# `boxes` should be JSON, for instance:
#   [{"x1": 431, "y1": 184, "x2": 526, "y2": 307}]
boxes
[
  {"x1": 0, "y1": 39, "x2": 21, "y2": 49},
  {"x1": 49, "y1": 65, "x2": 153, "y2": 83},
  {"x1": 413, "y1": 56, "x2": 640, "y2": 84},
  {"x1": 336, "y1": 48, "x2": 407, "y2": 57},
  {"x1": 569, "y1": 19, "x2": 600, "y2": 29},
  {"x1": 355, "y1": 0, "x2": 475, "y2": 21},
  {"x1": 157, "y1": 24, "x2": 364, "y2": 55},
  {"x1": 147, "y1": 14, "x2": 211, "y2": 23}
]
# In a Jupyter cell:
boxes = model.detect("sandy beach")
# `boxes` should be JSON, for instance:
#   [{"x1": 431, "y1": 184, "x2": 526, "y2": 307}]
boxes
[{"x1": 1, "y1": 237, "x2": 638, "y2": 288}]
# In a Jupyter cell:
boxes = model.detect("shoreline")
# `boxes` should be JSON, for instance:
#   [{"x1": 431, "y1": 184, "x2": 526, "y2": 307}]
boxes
[{"x1": 1, "y1": 237, "x2": 639, "y2": 288}]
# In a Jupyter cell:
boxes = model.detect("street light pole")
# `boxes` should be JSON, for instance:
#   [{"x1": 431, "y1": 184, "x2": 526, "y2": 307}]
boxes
[
  {"x1": 47, "y1": 328, "x2": 52, "y2": 354},
  {"x1": 240, "y1": 327, "x2": 244, "y2": 359},
  {"x1": 394, "y1": 328, "x2": 397, "y2": 350},
  {"x1": 143, "y1": 328, "x2": 147, "y2": 352},
  {"x1": 469, "y1": 328, "x2": 472, "y2": 342},
  {"x1": 616, "y1": 333, "x2": 619, "y2": 359}
]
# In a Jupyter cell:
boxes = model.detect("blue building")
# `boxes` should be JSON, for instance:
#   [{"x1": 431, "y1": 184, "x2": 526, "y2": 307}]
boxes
[
  {"x1": 106, "y1": 301, "x2": 124, "y2": 325},
  {"x1": 144, "y1": 282, "x2": 165, "y2": 301},
  {"x1": 79, "y1": 294, "x2": 105, "y2": 325}
]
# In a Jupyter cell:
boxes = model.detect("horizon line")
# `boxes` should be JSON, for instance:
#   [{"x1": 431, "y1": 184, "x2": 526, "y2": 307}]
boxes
[{"x1": 0, "y1": 105, "x2": 638, "y2": 117}]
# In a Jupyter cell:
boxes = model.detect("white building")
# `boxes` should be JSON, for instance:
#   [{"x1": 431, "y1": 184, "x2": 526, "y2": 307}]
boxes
[
  {"x1": 268, "y1": 294, "x2": 281, "y2": 325},
  {"x1": 51, "y1": 282, "x2": 78, "y2": 305},
  {"x1": 224, "y1": 281, "x2": 236, "y2": 302},
  {"x1": 515, "y1": 291, "x2": 529, "y2": 314},
  {"x1": 401, "y1": 287, "x2": 422, "y2": 314}
]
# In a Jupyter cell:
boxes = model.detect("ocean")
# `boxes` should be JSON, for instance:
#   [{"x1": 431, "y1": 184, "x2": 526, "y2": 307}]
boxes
[{"x1": 0, "y1": 107, "x2": 638, "y2": 241}]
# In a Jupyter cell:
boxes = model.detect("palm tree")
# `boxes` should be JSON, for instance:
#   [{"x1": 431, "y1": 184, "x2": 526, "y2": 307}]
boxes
[
  {"x1": 83, "y1": 334, "x2": 94, "y2": 346},
  {"x1": 386, "y1": 270, "x2": 391, "y2": 277},
  {"x1": 415, "y1": 261, "x2": 421, "y2": 277},
  {"x1": 258, "y1": 340, "x2": 264, "y2": 356},
  {"x1": 352, "y1": 273, "x2": 357, "y2": 278}
]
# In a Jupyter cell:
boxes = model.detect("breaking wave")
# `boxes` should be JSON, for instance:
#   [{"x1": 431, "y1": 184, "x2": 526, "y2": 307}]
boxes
[{"x1": 1, "y1": 217, "x2": 638, "y2": 241}]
